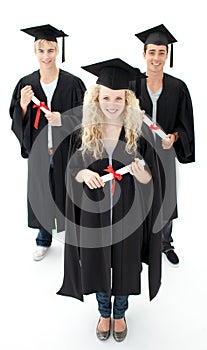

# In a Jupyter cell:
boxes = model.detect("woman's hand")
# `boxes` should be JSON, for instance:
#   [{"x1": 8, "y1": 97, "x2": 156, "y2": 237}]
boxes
[
  {"x1": 75, "y1": 169, "x2": 105, "y2": 189},
  {"x1": 129, "y1": 158, "x2": 152, "y2": 184}
]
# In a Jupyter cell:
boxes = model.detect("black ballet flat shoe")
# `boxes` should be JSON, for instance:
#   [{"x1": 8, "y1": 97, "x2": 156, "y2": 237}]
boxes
[
  {"x1": 96, "y1": 317, "x2": 111, "y2": 341},
  {"x1": 113, "y1": 317, "x2": 127, "y2": 342}
]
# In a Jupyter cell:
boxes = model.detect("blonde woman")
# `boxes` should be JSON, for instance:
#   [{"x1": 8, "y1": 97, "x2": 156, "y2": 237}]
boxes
[
  {"x1": 58, "y1": 59, "x2": 162, "y2": 342},
  {"x1": 9, "y1": 24, "x2": 86, "y2": 261}
]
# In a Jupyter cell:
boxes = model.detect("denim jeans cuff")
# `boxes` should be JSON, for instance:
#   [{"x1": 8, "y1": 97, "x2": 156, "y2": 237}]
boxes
[
  {"x1": 36, "y1": 243, "x2": 51, "y2": 248},
  {"x1": 113, "y1": 314, "x2": 125, "y2": 320},
  {"x1": 99, "y1": 313, "x2": 111, "y2": 318}
]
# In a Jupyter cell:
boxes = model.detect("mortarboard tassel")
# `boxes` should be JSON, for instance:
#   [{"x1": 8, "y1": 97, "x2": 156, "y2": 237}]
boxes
[
  {"x1": 170, "y1": 43, "x2": 173, "y2": 68},
  {"x1": 62, "y1": 33, "x2": 65, "y2": 63}
]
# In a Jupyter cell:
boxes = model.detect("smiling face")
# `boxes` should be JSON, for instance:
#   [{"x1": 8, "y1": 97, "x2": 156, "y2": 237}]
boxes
[
  {"x1": 144, "y1": 44, "x2": 168, "y2": 74},
  {"x1": 35, "y1": 39, "x2": 58, "y2": 70},
  {"x1": 98, "y1": 85, "x2": 126, "y2": 122}
]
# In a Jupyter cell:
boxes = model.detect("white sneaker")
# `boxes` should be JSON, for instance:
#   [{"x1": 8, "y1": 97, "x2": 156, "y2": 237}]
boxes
[{"x1": 33, "y1": 246, "x2": 49, "y2": 261}]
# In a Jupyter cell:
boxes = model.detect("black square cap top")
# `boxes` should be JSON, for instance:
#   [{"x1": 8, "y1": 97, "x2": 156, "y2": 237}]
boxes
[
  {"x1": 21, "y1": 24, "x2": 68, "y2": 62},
  {"x1": 21, "y1": 24, "x2": 68, "y2": 42},
  {"x1": 81, "y1": 58, "x2": 146, "y2": 91},
  {"x1": 135, "y1": 24, "x2": 177, "y2": 67},
  {"x1": 135, "y1": 24, "x2": 177, "y2": 46}
]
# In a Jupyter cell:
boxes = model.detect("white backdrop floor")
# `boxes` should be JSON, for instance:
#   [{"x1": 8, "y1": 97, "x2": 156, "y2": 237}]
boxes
[{"x1": 0, "y1": 160, "x2": 206, "y2": 350}]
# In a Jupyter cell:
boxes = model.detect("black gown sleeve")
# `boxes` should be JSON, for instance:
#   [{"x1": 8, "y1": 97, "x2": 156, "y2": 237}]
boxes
[
  {"x1": 173, "y1": 81, "x2": 195, "y2": 163},
  {"x1": 9, "y1": 80, "x2": 29, "y2": 158},
  {"x1": 139, "y1": 134, "x2": 163, "y2": 300},
  {"x1": 57, "y1": 130, "x2": 84, "y2": 301}
]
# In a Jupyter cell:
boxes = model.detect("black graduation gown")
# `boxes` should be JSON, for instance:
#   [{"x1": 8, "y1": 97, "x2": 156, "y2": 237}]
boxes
[
  {"x1": 57, "y1": 126, "x2": 162, "y2": 301},
  {"x1": 139, "y1": 73, "x2": 195, "y2": 221},
  {"x1": 9, "y1": 69, "x2": 86, "y2": 232}
]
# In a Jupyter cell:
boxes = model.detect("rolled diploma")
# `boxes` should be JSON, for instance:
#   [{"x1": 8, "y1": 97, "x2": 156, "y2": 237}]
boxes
[
  {"x1": 32, "y1": 96, "x2": 50, "y2": 114},
  {"x1": 143, "y1": 114, "x2": 169, "y2": 141},
  {"x1": 101, "y1": 159, "x2": 145, "y2": 183},
  {"x1": 31, "y1": 96, "x2": 62, "y2": 126}
]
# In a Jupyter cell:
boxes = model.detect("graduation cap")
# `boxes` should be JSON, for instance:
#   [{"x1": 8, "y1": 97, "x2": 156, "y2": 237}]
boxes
[
  {"x1": 21, "y1": 24, "x2": 68, "y2": 62},
  {"x1": 135, "y1": 24, "x2": 177, "y2": 67},
  {"x1": 81, "y1": 58, "x2": 146, "y2": 96}
]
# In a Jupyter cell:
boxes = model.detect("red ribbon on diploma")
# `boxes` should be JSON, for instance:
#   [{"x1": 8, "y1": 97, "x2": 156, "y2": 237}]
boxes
[
  {"x1": 104, "y1": 165, "x2": 122, "y2": 195},
  {"x1": 33, "y1": 102, "x2": 50, "y2": 129},
  {"x1": 149, "y1": 123, "x2": 160, "y2": 131}
]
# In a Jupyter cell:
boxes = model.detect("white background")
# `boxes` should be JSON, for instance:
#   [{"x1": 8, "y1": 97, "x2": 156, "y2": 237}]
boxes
[{"x1": 0, "y1": 1, "x2": 206, "y2": 349}]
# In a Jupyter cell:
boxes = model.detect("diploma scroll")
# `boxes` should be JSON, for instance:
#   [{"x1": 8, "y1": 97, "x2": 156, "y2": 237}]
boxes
[
  {"x1": 101, "y1": 159, "x2": 145, "y2": 183},
  {"x1": 32, "y1": 96, "x2": 50, "y2": 114},
  {"x1": 32, "y1": 96, "x2": 62, "y2": 126},
  {"x1": 143, "y1": 113, "x2": 169, "y2": 141}
]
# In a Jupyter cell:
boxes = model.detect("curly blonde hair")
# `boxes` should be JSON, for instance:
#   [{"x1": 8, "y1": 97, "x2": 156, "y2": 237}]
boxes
[{"x1": 81, "y1": 84, "x2": 143, "y2": 159}]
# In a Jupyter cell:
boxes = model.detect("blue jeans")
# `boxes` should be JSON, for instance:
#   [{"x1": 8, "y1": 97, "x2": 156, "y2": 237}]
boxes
[
  {"x1": 96, "y1": 293, "x2": 129, "y2": 319},
  {"x1": 36, "y1": 228, "x2": 52, "y2": 247}
]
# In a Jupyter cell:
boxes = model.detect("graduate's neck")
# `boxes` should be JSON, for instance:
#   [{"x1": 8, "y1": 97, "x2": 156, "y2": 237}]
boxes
[
  {"x1": 146, "y1": 70, "x2": 164, "y2": 93},
  {"x1": 102, "y1": 122, "x2": 122, "y2": 140},
  {"x1": 102, "y1": 123, "x2": 122, "y2": 149},
  {"x1": 40, "y1": 67, "x2": 59, "y2": 84}
]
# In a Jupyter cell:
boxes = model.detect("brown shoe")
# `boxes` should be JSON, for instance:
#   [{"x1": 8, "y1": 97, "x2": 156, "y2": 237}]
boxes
[
  {"x1": 96, "y1": 317, "x2": 111, "y2": 341},
  {"x1": 113, "y1": 317, "x2": 127, "y2": 342}
]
